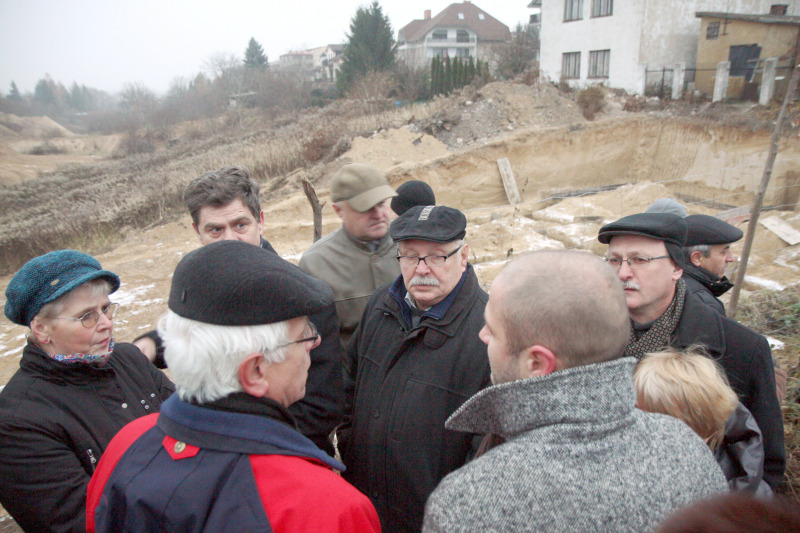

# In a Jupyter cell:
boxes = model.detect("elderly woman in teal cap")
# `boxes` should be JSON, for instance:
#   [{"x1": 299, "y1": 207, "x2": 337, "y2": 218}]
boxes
[{"x1": 0, "y1": 250, "x2": 174, "y2": 533}]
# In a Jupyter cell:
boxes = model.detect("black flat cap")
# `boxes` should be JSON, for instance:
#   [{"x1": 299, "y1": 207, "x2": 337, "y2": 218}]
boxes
[
  {"x1": 169, "y1": 240, "x2": 333, "y2": 326},
  {"x1": 390, "y1": 205, "x2": 466, "y2": 243},
  {"x1": 391, "y1": 180, "x2": 436, "y2": 216},
  {"x1": 684, "y1": 214, "x2": 743, "y2": 246},
  {"x1": 598, "y1": 213, "x2": 688, "y2": 246}
]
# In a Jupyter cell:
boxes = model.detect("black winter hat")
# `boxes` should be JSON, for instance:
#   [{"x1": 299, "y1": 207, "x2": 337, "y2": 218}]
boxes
[
  {"x1": 390, "y1": 205, "x2": 466, "y2": 243},
  {"x1": 391, "y1": 180, "x2": 436, "y2": 216},
  {"x1": 684, "y1": 214, "x2": 743, "y2": 246},
  {"x1": 598, "y1": 213, "x2": 688, "y2": 247},
  {"x1": 169, "y1": 240, "x2": 333, "y2": 326}
]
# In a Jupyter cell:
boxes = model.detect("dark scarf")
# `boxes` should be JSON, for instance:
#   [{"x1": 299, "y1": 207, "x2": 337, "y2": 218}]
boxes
[
  {"x1": 193, "y1": 392, "x2": 298, "y2": 431},
  {"x1": 684, "y1": 262, "x2": 734, "y2": 297},
  {"x1": 624, "y1": 278, "x2": 686, "y2": 361}
]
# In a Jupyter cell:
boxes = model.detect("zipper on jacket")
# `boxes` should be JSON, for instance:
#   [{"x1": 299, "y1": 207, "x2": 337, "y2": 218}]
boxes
[{"x1": 87, "y1": 448, "x2": 97, "y2": 471}]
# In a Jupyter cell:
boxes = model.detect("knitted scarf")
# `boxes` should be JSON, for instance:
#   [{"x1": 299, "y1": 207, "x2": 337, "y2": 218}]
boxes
[
  {"x1": 47, "y1": 339, "x2": 115, "y2": 365},
  {"x1": 624, "y1": 279, "x2": 686, "y2": 361}
]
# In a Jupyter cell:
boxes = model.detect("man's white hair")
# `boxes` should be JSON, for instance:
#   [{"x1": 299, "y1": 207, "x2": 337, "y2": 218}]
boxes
[{"x1": 158, "y1": 311, "x2": 289, "y2": 404}]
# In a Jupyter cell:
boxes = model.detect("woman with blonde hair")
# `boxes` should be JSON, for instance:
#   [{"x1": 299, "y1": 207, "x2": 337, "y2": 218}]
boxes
[{"x1": 635, "y1": 346, "x2": 772, "y2": 498}]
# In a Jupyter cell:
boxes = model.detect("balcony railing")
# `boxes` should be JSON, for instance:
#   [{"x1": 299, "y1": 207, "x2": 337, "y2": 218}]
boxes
[{"x1": 425, "y1": 36, "x2": 476, "y2": 44}]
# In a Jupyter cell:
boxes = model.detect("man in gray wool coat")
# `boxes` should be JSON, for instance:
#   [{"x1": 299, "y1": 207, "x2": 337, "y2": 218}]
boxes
[{"x1": 422, "y1": 250, "x2": 727, "y2": 533}]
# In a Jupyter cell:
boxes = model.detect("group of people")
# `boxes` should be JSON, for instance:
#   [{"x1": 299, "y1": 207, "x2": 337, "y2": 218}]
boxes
[{"x1": 0, "y1": 162, "x2": 792, "y2": 532}]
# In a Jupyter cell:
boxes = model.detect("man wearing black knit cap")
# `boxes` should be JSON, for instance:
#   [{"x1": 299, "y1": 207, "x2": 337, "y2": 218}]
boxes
[
  {"x1": 598, "y1": 213, "x2": 785, "y2": 490},
  {"x1": 340, "y1": 205, "x2": 490, "y2": 533},
  {"x1": 682, "y1": 214, "x2": 743, "y2": 315},
  {"x1": 87, "y1": 240, "x2": 380, "y2": 533}
]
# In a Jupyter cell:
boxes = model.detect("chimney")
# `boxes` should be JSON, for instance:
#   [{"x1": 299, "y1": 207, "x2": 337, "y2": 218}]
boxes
[
  {"x1": 770, "y1": 4, "x2": 788, "y2": 15},
  {"x1": 424, "y1": 9, "x2": 431, "y2": 20}
]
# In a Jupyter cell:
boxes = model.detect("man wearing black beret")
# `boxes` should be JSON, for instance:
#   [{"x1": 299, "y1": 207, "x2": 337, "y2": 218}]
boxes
[
  {"x1": 133, "y1": 165, "x2": 344, "y2": 456},
  {"x1": 682, "y1": 214, "x2": 743, "y2": 315},
  {"x1": 598, "y1": 213, "x2": 785, "y2": 490},
  {"x1": 339, "y1": 205, "x2": 490, "y2": 533},
  {"x1": 86, "y1": 241, "x2": 380, "y2": 533}
]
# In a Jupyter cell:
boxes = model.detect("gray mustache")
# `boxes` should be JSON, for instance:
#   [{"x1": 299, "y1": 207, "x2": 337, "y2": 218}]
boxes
[{"x1": 409, "y1": 276, "x2": 440, "y2": 287}]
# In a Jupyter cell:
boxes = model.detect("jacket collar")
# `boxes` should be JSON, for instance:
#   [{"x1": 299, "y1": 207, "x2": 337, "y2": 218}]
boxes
[
  {"x1": 379, "y1": 264, "x2": 481, "y2": 335},
  {"x1": 683, "y1": 263, "x2": 734, "y2": 297},
  {"x1": 20, "y1": 341, "x2": 116, "y2": 384},
  {"x1": 444, "y1": 358, "x2": 637, "y2": 439},
  {"x1": 340, "y1": 225, "x2": 395, "y2": 254},
  {"x1": 671, "y1": 292, "x2": 727, "y2": 354},
  {"x1": 388, "y1": 267, "x2": 468, "y2": 327},
  {"x1": 159, "y1": 394, "x2": 345, "y2": 471}
]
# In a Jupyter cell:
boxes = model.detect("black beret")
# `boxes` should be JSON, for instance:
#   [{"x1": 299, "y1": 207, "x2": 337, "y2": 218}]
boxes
[
  {"x1": 598, "y1": 213, "x2": 687, "y2": 247},
  {"x1": 390, "y1": 205, "x2": 466, "y2": 243},
  {"x1": 169, "y1": 240, "x2": 333, "y2": 326},
  {"x1": 391, "y1": 180, "x2": 436, "y2": 216},
  {"x1": 684, "y1": 214, "x2": 743, "y2": 246}
]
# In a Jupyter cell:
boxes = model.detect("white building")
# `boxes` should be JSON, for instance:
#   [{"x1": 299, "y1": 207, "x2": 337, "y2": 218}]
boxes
[{"x1": 539, "y1": 0, "x2": 798, "y2": 94}]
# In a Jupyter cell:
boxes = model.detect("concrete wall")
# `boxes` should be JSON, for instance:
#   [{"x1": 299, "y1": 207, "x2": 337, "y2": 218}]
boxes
[
  {"x1": 539, "y1": 0, "x2": 794, "y2": 94},
  {"x1": 696, "y1": 18, "x2": 800, "y2": 95}
]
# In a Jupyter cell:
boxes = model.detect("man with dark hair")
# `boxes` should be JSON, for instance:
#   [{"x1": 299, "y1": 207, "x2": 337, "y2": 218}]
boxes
[
  {"x1": 134, "y1": 166, "x2": 344, "y2": 455},
  {"x1": 340, "y1": 205, "x2": 490, "y2": 533},
  {"x1": 300, "y1": 164, "x2": 400, "y2": 343},
  {"x1": 598, "y1": 212, "x2": 785, "y2": 489},
  {"x1": 423, "y1": 251, "x2": 726, "y2": 532},
  {"x1": 682, "y1": 214, "x2": 743, "y2": 315}
]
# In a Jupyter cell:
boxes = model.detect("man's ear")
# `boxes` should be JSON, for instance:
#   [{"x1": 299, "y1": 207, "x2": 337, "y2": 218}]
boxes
[
  {"x1": 521, "y1": 345, "x2": 558, "y2": 378},
  {"x1": 690, "y1": 250, "x2": 704, "y2": 268},
  {"x1": 191, "y1": 222, "x2": 203, "y2": 244},
  {"x1": 459, "y1": 243, "x2": 470, "y2": 269},
  {"x1": 671, "y1": 265, "x2": 684, "y2": 281},
  {"x1": 238, "y1": 352, "x2": 270, "y2": 397}
]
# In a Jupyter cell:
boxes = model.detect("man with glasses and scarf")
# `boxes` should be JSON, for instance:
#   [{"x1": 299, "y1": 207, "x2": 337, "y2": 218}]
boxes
[
  {"x1": 598, "y1": 212, "x2": 785, "y2": 490},
  {"x1": 339, "y1": 205, "x2": 490, "y2": 533}
]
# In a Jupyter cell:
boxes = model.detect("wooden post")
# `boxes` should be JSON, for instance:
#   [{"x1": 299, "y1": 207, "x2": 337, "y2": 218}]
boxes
[
  {"x1": 497, "y1": 158, "x2": 521, "y2": 205},
  {"x1": 728, "y1": 60, "x2": 800, "y2": 318},
  {"x1": 300, "y1": 178, "x2": 325, "y2": 242}
]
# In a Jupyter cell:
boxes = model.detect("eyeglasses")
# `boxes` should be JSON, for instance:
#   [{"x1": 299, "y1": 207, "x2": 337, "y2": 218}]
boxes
[
  {"x1": 275, "y1": 321, "x2": 320, "y2": 350},
  {"x1": 604, "y1": 255, "x2": 670, "y2": 271},
  {"x1": 397, "y1": 245, "x2": 461, "y2": 268},
  {"x1": 52, "y1": 302, "x2": 120, "y2": 328}
]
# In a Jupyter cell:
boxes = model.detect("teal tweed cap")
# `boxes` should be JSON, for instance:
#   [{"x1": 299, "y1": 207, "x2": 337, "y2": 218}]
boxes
[{"x1": 4, "y1": 250, "x2": 120, "y2": 327}]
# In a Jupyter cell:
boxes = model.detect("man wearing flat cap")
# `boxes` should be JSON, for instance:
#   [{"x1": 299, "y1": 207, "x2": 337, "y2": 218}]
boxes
[
  {"x1": 300, "y1": 163, "x2": 400, "y2": 343},
  {"x1": 598, "y1": 213, "x2": 785, "y2": 490},
  {"x1": 339, "y1": 205, "x2": 490, "y2": 533},
  {"x1": 86, "y1": 240, "x2": 380, "y2": 533},
  {"x1": 682, "y1": 214, "x2": 743, "y2": 315}
]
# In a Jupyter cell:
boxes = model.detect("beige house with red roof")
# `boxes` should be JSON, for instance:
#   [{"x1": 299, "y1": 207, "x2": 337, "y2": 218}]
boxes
[{"x1": 397, "y1": 1, "x2": 511, "y2": 69}]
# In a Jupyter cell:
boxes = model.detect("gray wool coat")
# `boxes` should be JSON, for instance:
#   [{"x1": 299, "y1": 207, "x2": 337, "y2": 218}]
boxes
[{"x1": 422, "y1": 358, "x2": 728, "y2": 533}]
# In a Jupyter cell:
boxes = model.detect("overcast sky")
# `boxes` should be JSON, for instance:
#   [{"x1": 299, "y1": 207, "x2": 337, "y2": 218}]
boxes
[{"x1": 0, "y1": 0, "x2": 529, "y2": 96}]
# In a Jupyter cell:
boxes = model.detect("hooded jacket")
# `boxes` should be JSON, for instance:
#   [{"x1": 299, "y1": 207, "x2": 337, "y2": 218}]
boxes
[
  {"x1": 423, "y1": 358, "x2": 728, "y2": 533},
  {"x1": 87, "y1": 393, "x2": 380, "y2": 533},
  {"x1": 0, "y1": 342, "x2": 174, "y2": 533}
]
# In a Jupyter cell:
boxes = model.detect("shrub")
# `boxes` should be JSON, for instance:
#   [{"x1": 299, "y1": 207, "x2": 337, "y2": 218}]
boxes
[
  {"x1": 27, "y1": 142, "x2": 65, "y2": 155},
  {"x1": 576, "y1": 86, "x2": 604, "y2": 120},
  {"x1": 113, "y1": 131, "x2": 155, "y2": 158}
]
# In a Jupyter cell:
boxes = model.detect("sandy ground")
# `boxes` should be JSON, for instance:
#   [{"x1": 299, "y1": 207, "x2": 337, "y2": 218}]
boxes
[{"x1": 1, "y1": 83, "x2": 799, "y2": 526}]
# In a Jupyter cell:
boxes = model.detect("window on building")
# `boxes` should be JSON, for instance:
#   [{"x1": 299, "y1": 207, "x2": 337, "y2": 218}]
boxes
[
  {"x1": 562, "y1": 52, "x2": 581, "y2": 79},
  {"x1": 565, "y1": 0, "x2": 583, "y2": 21},
  {"x1": 706, "y1": 21, "x2": 720, "y2": 40},
  {"x1": 588, "y1": 49, "x2": 610, "y2": 78},
  {"x1": 729, "y1": 44, "x2": 761, "y2": 79},
  {"x1": 430, "y1": 48, "x2": 448, "y2": 59},
  {"x1": 478, "y1": 13, "x2": 485, "y2": 20},
  {"x1": 591, "y1": 0, "x2": 612, "y2": 17},
  {"x1": 456, "y1": 48, "x2": 470, "y2": 59},
  {"x1": 456, "y1": 30, "x2": 470, "y2": 43},
  {"x1": 458, "y1": 13, "x2": 464, "y2": 20},
  {"x1": 432, "y1": 29, "x2": 448, "y2": 40}
]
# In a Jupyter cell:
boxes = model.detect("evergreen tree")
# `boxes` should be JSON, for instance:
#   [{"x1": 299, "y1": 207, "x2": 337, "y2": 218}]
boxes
[
  {"x1": 443, "y1": 55, "x2": 452, "y2": 95},
  {"x1": 8, "y1": 81, "x2": 22, "y2": 101},
  {"x1": 337, "y1": 1, "x2": 395, "y2": 94},
  {"x1": 244, "y1": 37, "x2": 268, "y2": 69}
]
